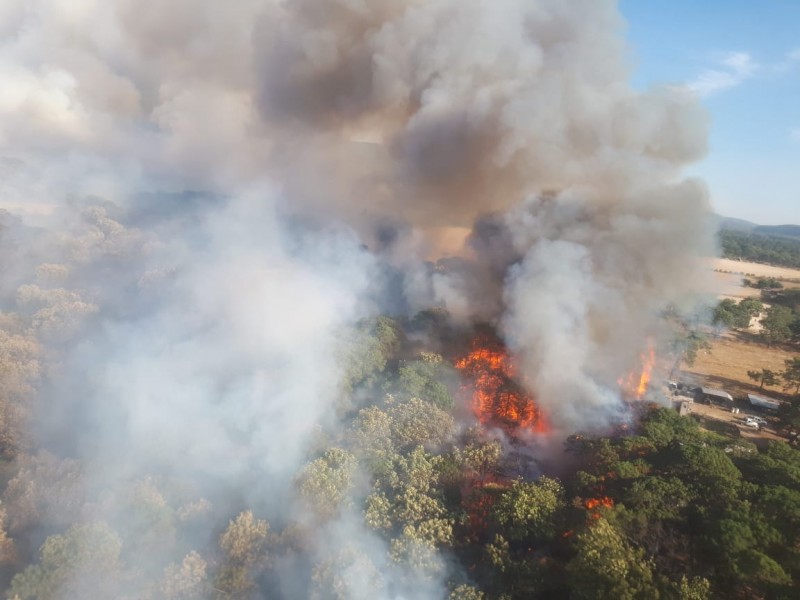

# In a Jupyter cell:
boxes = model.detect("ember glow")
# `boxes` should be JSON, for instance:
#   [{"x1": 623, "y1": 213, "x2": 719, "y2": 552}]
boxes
[
  {"x1": 618, "y1": 341, "x2": 656, "y2": 400},
  {"x1": 455, "y1": 337, "x2": 549, "y2": 433},
  {"x1": 462, "y1": 479, "x2": 507, "y2": 537}
]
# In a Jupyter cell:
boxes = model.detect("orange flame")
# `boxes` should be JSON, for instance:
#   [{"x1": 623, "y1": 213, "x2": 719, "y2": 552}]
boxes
[
  {"x1": 618, "y1": 340, "x2": 656, "y2": 400},
  {"x1": 585, "y1": 496, "x2": 615, "y2": 520},
  {"x1": 584, "y1": 496, "x2": 615, "y2": 511},
  {"x1": 455, "y1": 337, "x2": 549, "y2": 433}
]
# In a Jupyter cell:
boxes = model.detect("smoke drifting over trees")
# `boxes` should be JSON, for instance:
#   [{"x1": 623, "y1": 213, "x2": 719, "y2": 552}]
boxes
[{"x1": 0, "y1": 1, "x2": 721, "y2": 598}]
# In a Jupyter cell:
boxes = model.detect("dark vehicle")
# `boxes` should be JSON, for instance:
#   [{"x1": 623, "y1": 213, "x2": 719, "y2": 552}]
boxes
[{"x1": 673, "y1": 382, "x2": 700, "y2": 399}]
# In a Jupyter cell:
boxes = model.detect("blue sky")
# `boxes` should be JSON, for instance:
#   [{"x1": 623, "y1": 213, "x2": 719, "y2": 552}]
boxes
[{"x1": 620, "y1": 0, "x2": 800, "y2": 225}]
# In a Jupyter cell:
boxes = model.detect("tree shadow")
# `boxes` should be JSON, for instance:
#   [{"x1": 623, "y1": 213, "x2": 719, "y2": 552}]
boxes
[
  {"x1": 678, "y1": 371, "x2": 791, "y2": 402},
  {"x1": 731, "y1": 330, "x2": 799, "y2": 353},
  {"x1": 692, "y1": 414, "x2": 741, "y2": 438}
]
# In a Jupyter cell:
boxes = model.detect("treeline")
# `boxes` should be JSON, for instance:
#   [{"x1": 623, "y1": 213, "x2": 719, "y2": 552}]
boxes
[{"x1": 719, "y1": 230, "x2": 800, "y2": 269}]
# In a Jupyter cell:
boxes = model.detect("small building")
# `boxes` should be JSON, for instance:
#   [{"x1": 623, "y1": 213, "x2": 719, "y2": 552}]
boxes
[
  {"x1": 747, "y1": 393, "x2": 781, "y2": 412},
  {"x1": 699, "y1": 387, "x2": 734, "y2": 406}
]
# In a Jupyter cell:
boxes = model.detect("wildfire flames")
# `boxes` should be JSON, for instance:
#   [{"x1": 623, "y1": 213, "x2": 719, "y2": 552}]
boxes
[
  {"x1": 585, "y1": 496, "x2": 615, "y2": 511},
  {"x1": 585, "y1": 496, "x2": 615, "y2": 520},
  {"x1": 455, "y1": 337, "x2": 549, "y2": 433},
  {"x1": 618, "y1": 341, "x2": 656, "y2": 400}
]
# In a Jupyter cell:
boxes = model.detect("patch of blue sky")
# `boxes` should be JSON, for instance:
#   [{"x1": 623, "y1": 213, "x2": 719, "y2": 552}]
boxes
[{"x1": 620, "y1": 0, "x2": 800, "y2": 224}]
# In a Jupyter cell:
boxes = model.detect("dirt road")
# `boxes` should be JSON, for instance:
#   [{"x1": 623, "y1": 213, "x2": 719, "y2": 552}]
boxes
[{"x1": 681, "y1": 400, "x2": 785, "y2": 445}]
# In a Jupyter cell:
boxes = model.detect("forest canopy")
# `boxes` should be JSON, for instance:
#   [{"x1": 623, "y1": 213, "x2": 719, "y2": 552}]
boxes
[{"x1": 2, "y1": 310, "x2": 798, "y2": 599}]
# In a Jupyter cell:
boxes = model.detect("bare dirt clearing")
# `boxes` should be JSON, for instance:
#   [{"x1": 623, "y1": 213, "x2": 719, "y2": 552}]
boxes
[{"x1": 686, "y1": 401, "x2": 785, "y2": 447}]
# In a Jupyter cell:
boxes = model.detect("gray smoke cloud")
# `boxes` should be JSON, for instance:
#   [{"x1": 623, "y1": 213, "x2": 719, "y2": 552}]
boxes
[
  {"x1": 0, "y1": 0, "x2": 714, "y2": 597},
  {"x1": 501, "y1": 183, "x2": 713, "y2": 427}
]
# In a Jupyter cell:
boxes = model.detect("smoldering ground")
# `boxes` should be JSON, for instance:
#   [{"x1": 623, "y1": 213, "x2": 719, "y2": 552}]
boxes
[{"x1": 0, "y1": 0, "x2": 714, "y2": 598}]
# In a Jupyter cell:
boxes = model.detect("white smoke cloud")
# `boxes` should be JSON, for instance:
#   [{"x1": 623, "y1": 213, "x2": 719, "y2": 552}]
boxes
[{"x1": 501, "y1": 182, "x2": 713, "y2": 429}]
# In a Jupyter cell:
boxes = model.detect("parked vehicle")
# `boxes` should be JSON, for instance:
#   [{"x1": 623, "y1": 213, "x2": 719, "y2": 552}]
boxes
[
  {"x1": 673, "y1": 382, "x2": 700, "y2": 398},
  {"x1": 746, "y1": 416, "x2": 768, "y2": 426}
]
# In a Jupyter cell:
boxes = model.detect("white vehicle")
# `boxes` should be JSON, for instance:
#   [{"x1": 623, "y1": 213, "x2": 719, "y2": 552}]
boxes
[
  {"x1": 745, "y1": 416, "x2": 768, "y2": 426},
  {"x1": 744, "y1": 420, "x2": 761, "y2": 430}
]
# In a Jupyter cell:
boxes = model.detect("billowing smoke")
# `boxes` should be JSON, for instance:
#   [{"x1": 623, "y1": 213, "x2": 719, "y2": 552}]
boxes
[{"x1": 0, "y1": 0, "x2": 713, "y2": 597}]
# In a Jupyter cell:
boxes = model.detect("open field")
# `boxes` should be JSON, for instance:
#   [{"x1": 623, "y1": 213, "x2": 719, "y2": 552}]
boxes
[
  {"x1": 679, "y1": 333, "x2": 795, "y2": 400},
  {"x1": 708, "y1": 257, "x2": 800, "y2": 280},
  {"x1": 697, "y1": 257, "x2": 800, "y2": 300},
  {"x1": 700, "y1": 270, "x2": 761, "y2": 299}
]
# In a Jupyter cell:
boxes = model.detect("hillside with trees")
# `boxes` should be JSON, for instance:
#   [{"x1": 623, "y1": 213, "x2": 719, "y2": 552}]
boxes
[
  {"x1": 753, "y1": 225, "x2": 800, "y2": 240},
  {"x1": 719, "y1": 230, "x2": 800, "y2": 269}
]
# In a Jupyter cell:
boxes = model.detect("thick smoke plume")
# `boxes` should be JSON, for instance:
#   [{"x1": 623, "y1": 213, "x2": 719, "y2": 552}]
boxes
[{"x1": 0, "y1": 0, "x2": 713, "y2": 598}]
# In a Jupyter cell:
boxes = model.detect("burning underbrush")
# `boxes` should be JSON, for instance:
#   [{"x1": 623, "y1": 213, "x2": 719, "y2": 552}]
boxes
[
  {"x1": 448, "y1": 327, "x2": 658, "y2": 537},
  {"x1": 451, "y1": 326, "x2": 662, "y2": 442}
]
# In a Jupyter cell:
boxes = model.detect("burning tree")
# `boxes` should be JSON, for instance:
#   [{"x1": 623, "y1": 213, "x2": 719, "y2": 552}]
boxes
[
  {"x1": 455, "y1": 336, "x2": 548, "y2": 433},
  {"x1": 618, "y1": 341, "x2": 656, "y2": 400}
]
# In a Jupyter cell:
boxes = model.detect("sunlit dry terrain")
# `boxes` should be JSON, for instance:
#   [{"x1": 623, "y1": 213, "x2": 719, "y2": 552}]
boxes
[
  {"x1": 678, "y1": 257, "x2": 797, "y2": 399},
  {"x1": 681, "y1": 334, "x2": 794, "y2": 399},
  {"x1": 707, "y1": 257, "x2": 800, "y2": 279},
  {"x1": 698, "y1": 257, "x2": 800, "y2": 299}
]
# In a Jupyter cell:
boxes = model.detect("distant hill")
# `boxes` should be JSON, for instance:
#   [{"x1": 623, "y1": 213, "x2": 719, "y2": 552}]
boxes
[
  {"x1": 753, "y1": 224, "x2": 800, "y2": 239},
  {"x1": 719, "y1": 230, "x2": 800, "y2": 270},
  {"x1": 714, "y1": 214, "x2": 800, "y2": 268},
  {"x1": 715, "y1": 215, "x2": 800, "y2": 238},
  {"x1": 715, "y1": 215, "x2": 757, "y2": 233}
]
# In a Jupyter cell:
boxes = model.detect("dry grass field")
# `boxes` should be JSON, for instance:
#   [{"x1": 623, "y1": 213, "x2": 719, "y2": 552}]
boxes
[
  {"x1": 697, "y1": 258, "x2": 800, "y2": 300},
  {"x1": 679, "y1": 333, "x2": 795, "y2": 400},
  {"x1": 709, "y1": 257, "x2": 800, "y2": 280},
  {"x1": 701, "y1": 271, "x2": 762, "y2": 299}
]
